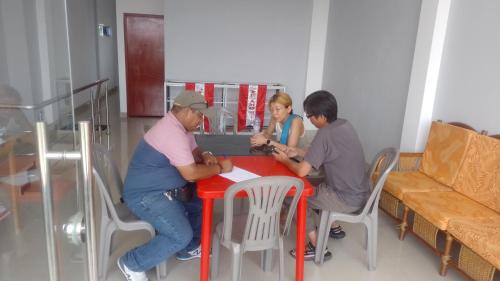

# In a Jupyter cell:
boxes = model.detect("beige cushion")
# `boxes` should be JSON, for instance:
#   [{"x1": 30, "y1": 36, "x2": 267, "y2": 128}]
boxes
[
  {"x1": 383, "y1": 171, "x2": 452, "y2": 200},
  {"x1": 403, "y1": 191, "x2": 499, "y2": 230},
  {"x1": 448, "y1": 216, "x2": 500, "y2": 269},
  {"x1": 419, "y1": 122, "x2": 475, "y2": 186},
  {"x1": 453, "y1": 134, "x2": 500, "y2": 212}
]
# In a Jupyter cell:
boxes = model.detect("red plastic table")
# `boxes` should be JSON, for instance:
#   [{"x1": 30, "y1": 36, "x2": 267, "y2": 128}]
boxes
[{"x1": 197, "y1": 155, "x2": 314, "y2": 281}]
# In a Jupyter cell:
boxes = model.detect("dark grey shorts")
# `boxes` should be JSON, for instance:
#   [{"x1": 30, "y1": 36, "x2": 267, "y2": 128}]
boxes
[{"x1": 306, "y1": 182, "x2": 360, "y2": 233}]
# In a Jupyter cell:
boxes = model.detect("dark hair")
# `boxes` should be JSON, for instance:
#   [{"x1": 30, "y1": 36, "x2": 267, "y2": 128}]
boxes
[{"x1": 303, "y1": 90, "x2": 338, "y2": 123}]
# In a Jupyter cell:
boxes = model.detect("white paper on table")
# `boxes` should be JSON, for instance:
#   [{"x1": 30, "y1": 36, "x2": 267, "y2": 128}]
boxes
[{"x1": 219, "y1": 166, "x2": 260, "y2": 183}]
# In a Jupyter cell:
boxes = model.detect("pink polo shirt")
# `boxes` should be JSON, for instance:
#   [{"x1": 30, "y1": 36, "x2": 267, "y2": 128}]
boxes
[{"x1": 144, "y1": 111, "x2": 198, "y2": 166}]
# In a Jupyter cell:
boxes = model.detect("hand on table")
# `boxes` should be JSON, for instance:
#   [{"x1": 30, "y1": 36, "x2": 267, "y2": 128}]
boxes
[
  {"x1": 201, "y1": 151, "x2": 218, "y2": 165},
  {"x1": 250, "y1": 133, "x2": 267, "y2": 147},
  {"x1": 218, "y1": 159, "x2": 233, "y2": 173},
  {"x1": 283, "y1": 146, "x2": 299, "y2": 158},
  {"x1": 272, "y1": 147, "x2": 289, "y2": 162}
]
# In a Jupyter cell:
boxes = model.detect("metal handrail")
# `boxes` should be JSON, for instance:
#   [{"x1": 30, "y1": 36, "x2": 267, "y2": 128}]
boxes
[
  {"x1": 0, "y1": 79, "x2": 111, "y2": 148},
  {"x1": 73, "y1": 78, "x2": 109, "y2": 95},
  {"x1": 0, "y1": 93, "x2": 71, "y2": 110},
  {"x1": 0, "y1": 78, "x2": 110, "y2": 110}
]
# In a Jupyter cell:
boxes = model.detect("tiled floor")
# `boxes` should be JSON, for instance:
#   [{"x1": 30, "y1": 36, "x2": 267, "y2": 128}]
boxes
[{"x1": 0, "y1": 92, "x2": 470, "y2": 281}]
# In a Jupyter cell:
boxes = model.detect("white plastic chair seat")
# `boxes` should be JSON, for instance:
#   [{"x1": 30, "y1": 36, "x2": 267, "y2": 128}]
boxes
[{"x1": 114, "y1": 203, "x2": 137, "y2": 220}]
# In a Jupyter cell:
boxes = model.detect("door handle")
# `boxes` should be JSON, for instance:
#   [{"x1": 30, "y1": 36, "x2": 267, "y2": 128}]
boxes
[{"x1": 62, "y1": 211, "x2": 86, "y2": 245}]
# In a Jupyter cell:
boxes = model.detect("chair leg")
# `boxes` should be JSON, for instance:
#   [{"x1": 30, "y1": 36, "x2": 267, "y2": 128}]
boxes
[
  {"x1": 278, "y1": 237, "x2": 285, "y2": 281},
  {"x1": 155, "y1": 260, "x2": 167, "y2": 281},
  {"x1": 372, "y1": 217, "x2": 379, "y2": 270},
  {"x1": 364, "y1": 224, "x2": 368, "y2": 250},
  {"x1": 399, "y1": 206, "x2": 409, "y2": 240},
  {"x1": 439, "y1": 232, "x2": 453, "y2": 276},
  {"x1": 231, "y1": 246, "x2": 243, "y2": 281},
  {"x1": 314, "y1": 211, "x2": 331, "y2": 265},
  {"x1": 98, "y1": 224, "x2": 106, "y2": 279},
  {"x1": 101, "y1": 228, "x2": 114, "y2": 281},
  {"x1": 367, "y1": 217, "x2": 378, "y2": 271},
  {"x1": 260, "y1": 249, "x2": 273, "y2": 272},
  {"x1": 211, "y1": 233, "x2": 221, "y2": 280}
]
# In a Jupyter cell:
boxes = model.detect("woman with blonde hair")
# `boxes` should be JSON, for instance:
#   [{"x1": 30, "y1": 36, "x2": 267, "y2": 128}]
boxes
[{"x1": 250, "y1": 92, "x2": 304, "y2": 151}]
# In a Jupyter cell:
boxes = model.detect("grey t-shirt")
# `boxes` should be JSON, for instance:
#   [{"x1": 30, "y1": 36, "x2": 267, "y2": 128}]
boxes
[{"x1": 304, "y1": 119, "x2": 369, "y2": 208}]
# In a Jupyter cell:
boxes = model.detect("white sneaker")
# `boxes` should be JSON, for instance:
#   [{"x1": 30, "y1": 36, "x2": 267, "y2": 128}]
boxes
[{"x1": 117, "y1": 257, "x2": 148, "y2": 281}]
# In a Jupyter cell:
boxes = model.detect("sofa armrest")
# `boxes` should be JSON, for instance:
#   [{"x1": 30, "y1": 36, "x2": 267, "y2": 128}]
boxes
[{"x1": 396, "y1": 152, "x2": 423, "y2": 171}]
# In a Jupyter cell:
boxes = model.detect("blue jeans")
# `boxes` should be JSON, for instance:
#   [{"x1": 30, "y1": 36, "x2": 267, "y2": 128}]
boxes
[{"x1": 121, "y1": 190, "x2": 202, "y2": 272}]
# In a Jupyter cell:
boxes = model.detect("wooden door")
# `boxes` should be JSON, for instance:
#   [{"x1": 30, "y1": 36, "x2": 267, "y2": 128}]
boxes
[{"x1": 124, "y1": 14, "x2": 164, "y2": 117}]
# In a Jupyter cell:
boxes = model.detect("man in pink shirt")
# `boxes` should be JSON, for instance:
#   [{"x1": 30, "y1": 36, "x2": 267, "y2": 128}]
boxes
[{"x1": 118, "y1": 90, "x2": 233, "y2": 281}]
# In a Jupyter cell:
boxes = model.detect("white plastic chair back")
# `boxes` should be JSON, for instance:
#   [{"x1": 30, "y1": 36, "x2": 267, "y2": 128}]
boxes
[
  {"x1": 92, "y1": 144, "x2": 123, "y2": 203},
  {"x1": 314, "y1": 147, "x2": 399, "y2": 269},
  {"x1": 222, "y1": 176, "x2": 303, "y2": 251},
  {"x1": 211, "y1": 176, "x2": 304, "y2": 281},
  {"x1": 204, "y1": 107, "x2": 234, "y2": 135},
  {"x1": 361, "y1": 147, "x2": 400, "y2": 217}
]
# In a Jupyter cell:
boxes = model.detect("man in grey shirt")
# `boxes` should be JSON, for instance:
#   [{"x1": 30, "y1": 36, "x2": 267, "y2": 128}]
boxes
[{"x1": 273, "y1": 90, "x2": 369, "y2": 261}]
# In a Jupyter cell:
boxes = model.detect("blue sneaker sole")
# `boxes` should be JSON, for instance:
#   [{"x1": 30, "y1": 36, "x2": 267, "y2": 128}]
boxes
[{"x1": 175, "y1": 255, "x2": 201, "y2": 261}]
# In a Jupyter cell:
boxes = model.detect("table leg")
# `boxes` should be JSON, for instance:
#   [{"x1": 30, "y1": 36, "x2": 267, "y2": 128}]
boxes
[
  {"x1": 295, "y1": 195, "x2": 306, "y2": 281},
  {"x1": 200, "y1": 198, "x2": 213, "y2": 281}
]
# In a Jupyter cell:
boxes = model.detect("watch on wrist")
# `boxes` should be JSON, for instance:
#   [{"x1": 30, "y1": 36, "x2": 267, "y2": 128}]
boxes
[{"x1": 202, "y1": 151, "x2": 214, "y2": 157}]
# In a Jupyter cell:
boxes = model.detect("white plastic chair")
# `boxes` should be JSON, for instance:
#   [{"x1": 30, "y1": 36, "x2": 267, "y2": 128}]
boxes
[
  {"x1": 92, "y1": 144, "x2": 167, "y2": 280},
  {"x1": 210, "y1": 176, "x2": 304, "y2": 281},
  {"x1": 314, "y1": 147, "x2": 399, "y2": 269}
]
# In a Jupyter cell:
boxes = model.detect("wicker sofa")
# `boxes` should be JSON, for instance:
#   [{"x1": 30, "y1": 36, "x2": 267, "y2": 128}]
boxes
[{"x1": 379, "y1": 121, "x2": 500, "y2": 281}]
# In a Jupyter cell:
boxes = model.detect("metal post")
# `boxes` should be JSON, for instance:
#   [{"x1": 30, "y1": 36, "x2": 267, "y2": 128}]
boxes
[
  {"x1": 80, "y1": 121, "x2": 98, "y2": 281},
  {"x1": 95, "y1": 84, "x2": 102, "y2": 144},
  {"x1": 104, "y1": 81, "x2": 110, "y2": 149},
  {"x1": 36, "y1": 122, "x2": 59, "y2": 281},
  {"x1": 222, "y1": 87, "x2": 227, "y2": 135},
  {"x1": 89, "y1": 89, "x2": 95, "y2": 143}
]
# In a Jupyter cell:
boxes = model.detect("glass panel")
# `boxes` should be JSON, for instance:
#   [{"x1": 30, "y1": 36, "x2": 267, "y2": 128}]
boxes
[{"x1": 0, "y1": 0, "x2": 89, "y2": 280}]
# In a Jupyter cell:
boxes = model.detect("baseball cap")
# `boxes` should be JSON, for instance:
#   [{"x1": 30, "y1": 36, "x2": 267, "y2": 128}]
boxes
[{"x1": 174, "y1": 90, "x2": 215, "y2": 119}]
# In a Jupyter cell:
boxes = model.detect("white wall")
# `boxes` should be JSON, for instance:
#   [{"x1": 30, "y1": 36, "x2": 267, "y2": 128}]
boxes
[
  {"x1": 116, "y1": 0, "x2": 164, "y2": 113},
  {"x1": 163, "y1": 0, "x2": 312, "y2": 115},
  {"x1": 400, "y1": 0, "x2": 451, "y2": 152},
  {"x1": 0, "y1": 0, "x2": 35, "y2": 105},
  {"x1": 303, "y1": 0, "x2": 330, "y2": 130},
  {"x1": 67, "y1": 0, "x2": 99, "y2": 107},
  {"x1": 0, "y1": 10, "x2": 6, "y2": 85},
  {"x1": 433, "y1": 0, "x2": 500, "y2": 135},
  {"x1": 322, "y1": 0, "x2": 421, "y2": 160},
  {"x1": 96, "y1": 0, "x2": 118, "y2": 89},
  {"x1": 0, "y1": 0, "x2": 74, "y2": 125}
]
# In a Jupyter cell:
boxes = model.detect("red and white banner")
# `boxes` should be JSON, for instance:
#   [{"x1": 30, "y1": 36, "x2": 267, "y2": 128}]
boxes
[
  {"x1": 185, "y1": 82, "x2": 214, "y2": 132},
  {"x1": 237, "y1": 84, "x2": 266, "y2": 132}
]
